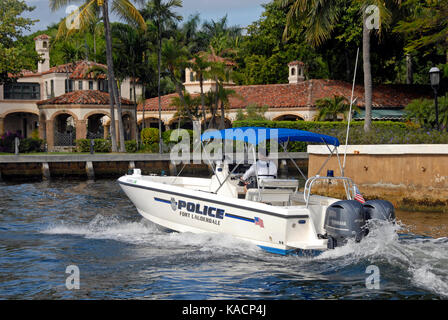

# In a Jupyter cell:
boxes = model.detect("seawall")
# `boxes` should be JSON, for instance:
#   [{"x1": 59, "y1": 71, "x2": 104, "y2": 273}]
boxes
[{"x1": 308, "y1": 144, "x2": 448, "y2": 212}]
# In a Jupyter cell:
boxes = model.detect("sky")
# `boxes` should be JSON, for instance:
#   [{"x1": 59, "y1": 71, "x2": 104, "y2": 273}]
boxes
[{"x1": 23, "y1": 0, "x2": 270, "y2": 34}]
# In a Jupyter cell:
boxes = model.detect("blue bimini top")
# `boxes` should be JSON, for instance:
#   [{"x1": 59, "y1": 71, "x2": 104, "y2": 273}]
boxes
[{"x1": 201, "y1": 127, "x2": 340, "y2": 147}]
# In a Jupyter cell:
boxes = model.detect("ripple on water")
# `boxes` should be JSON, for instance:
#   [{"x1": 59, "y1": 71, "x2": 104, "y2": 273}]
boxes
[{"x1": 0, "y1": 180, "x2": 447, "y2": 299}]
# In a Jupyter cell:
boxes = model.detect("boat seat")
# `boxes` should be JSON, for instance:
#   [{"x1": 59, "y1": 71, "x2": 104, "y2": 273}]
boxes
[
  {"x1": 245, "y1": 188, "x2": 293, "y2": 204},
  {"x1": 258, "y1": 178, "x2": 299, "y2": 190}
]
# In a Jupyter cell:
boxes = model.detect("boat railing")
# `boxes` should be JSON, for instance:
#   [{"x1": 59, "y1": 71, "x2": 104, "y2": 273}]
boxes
[{"x1": 303, "y1": 175, "x2": 355, "y2": 207}]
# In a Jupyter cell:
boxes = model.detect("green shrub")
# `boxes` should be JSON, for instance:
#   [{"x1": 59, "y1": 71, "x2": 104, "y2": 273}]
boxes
[
  {"x1": 125, "y1": 140, "x2": 138, "y2": 153},
  {"x1": 140, "y1": 142, "x2": 159, "y2": 153},
  {"x1": 141, "y1": 128, "x2": 160, "y2": 146},
  {"x1": 0, "y1": 133, "x2": 43, "y2": 153},
  {"x1": 19, "y1": 138, "x2": 44, "y2": 153},
  {"x1": 76, "y1": 139, "x2": 111, "y2": 153},
  {"x1": 405, "y1": 94, "x2": 448, "y2": 130},
  {"x1": 232, "y1": 120, "x2": 448, "y2": 151},
  {"x1": 162, "y1": 129, "x2": 194, "y2": 145}
]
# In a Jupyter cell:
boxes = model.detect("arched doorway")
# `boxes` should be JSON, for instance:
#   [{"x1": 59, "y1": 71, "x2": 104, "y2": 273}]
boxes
[
  {"x1": 273, "y1": 114, "x2": 304, "y2": 121},
  {"x1": 139, "y1": 117, "x2": 165, "y2": 132},
  {"x1": 3, "y1": 112, "x2": 39, "y2": 138},
  {"x1": 87, "y1": 113, "x2": 108, "y2": 139},
  {"x1": 122, "y1": 113, "x2": 134, "y2": 141},
  {"x1": 54, "y1": 113, "x2": 76, "y2": 146},
  {"x1": 169, "y1": 117, "x2": 194, "y2": 130},
  {"x1": 203, "y1": 116, "x2": 232, "y2": 129}
]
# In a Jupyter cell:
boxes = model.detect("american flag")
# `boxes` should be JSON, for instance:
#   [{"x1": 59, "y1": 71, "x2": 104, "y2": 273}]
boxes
[
  {"x1": 354, "y1": 185, "x2": 366, "y2": 204},
  {"x1": 254, "y1": 217, "x2": 264, "y2": 228}
]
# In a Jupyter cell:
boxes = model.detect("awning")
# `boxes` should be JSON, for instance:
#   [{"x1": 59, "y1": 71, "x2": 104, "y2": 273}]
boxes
[
  {"x1": 201, "y1": 127, "x2": 340, "y2": 146},
  {"x1": 353, "y1": 109, "x2": 404, "y2": 120}
]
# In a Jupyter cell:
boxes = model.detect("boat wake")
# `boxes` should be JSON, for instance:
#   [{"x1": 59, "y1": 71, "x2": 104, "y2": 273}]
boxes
[
  {"x1": 314, "y1": 219, "x2": 448, "y2": 298},
  {"x1": 42, "y1": 214, "x2": 262, "y2": 256},
  {"x1": 42, "y1": 215, "x2": 448, "y2": 298}
]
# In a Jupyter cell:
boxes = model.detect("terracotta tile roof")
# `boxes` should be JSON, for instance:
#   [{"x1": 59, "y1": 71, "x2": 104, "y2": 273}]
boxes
[
  {"x1": 34, "y1": 34, "x2": 50, "y2": 40},
  {"x1": 288, "y1": 60, "x2": 305, "y2": 66},
  {"x1": 42, "y1": 60, "x2": 107, "y2": 79},
  {"x1": 13, "y1": 60, "x2": 108, "y2": 78},
  {"x1": 190, "y1": 52, "x2": 237, "y2": 67},
  {"x1": 139, "y1": 79, "x2": 431, "y2": 112},
  {"x1": 37, "y1": 90, "x2": 134, "y2": 106}
]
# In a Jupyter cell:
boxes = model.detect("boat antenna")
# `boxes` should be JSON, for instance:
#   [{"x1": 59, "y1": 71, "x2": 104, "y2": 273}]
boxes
[{"x1": 342, "y1": 47, "x2": 360, "y2": 175}]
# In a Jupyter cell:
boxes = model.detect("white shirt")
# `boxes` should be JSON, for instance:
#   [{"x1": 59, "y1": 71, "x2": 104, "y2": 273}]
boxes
[{"x1": 242, "y1": 160, "x2": 277, "y2": 180}]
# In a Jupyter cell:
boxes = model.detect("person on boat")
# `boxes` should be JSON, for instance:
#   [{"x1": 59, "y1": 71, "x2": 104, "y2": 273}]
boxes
[{"x1": 239, "y1": 148, "x2": 277, "y2": 189}]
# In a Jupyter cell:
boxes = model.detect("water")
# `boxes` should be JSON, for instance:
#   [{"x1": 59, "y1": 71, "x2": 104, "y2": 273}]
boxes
[{"x1": 0, "y1": 180, "x2": 447, "y2": 300}]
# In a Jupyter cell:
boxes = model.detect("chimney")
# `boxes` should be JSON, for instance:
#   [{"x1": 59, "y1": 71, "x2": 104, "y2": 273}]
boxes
[
  {"x1": 288, "y1": 60, "x2": 305, "y2": 83},
  {"x1": 34, "y1": 34, "x2": 51, "y2": 73}
]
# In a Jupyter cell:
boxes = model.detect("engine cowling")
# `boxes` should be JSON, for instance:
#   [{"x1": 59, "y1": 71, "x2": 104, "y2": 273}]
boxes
[
  {"x1": 324, "y1": 200, "x2": 367, "y2": 249},
  {"x1": 363, "y1": 200, "x2": 395, "y2": 222}
]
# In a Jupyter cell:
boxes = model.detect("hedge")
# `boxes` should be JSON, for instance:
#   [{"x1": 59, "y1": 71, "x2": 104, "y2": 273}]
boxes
[
  {"x1": 232, "y1": 120, "x2": 448, "y2": 151},
  {"x1": 141, "y1": 128, "x2": 160, "y2": 145},
  {"x1": 0, "y1": 132, "x2": 43, "y2": 153},
  {"x1": 76, "y1": 139, "x2": 112, "y2": 153}
]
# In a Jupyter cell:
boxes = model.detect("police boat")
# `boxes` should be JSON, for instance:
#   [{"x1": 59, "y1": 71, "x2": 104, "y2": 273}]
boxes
[{"x1": 118, "y1": 127, "x2": 395, "y2": 255}]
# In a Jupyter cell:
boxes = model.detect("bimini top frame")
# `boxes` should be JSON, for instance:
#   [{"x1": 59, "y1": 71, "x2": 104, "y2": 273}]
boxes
[
  {"x1": 200, "y1": 127, "x2": 354, "y2": 204},
  {"x1": 201, "y1": 127, "x2": 340, "y2": 147}
]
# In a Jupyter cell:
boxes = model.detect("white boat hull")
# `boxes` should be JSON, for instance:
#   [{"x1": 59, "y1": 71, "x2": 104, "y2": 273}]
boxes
[{"x1": 118, "y1": 174, "x2": 330, "y2": 255}]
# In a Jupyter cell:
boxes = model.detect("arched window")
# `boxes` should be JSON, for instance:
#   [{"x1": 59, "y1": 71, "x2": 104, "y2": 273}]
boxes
[{"x1": 291, "y1": 67, "x2": 296, "y2": 76}]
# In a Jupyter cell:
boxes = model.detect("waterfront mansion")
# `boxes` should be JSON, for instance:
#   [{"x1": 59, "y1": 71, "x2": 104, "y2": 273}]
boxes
[{"x1": 0, "y1": 34, "x2": 430, "y2": 151}]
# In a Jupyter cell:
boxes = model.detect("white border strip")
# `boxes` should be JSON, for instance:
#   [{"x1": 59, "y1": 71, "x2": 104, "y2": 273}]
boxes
[{"x1": 308, "y1": 144, "x2": 448, "y2": 155}]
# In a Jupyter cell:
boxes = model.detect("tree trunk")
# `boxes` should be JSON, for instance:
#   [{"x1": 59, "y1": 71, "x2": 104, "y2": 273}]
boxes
[
  {"x1": 208, "y1": 81, "x2": 220, "y2": 129},
  {"x1": 114, "y1": 79, "x2": 126, "y2": 152},
  {"x1": 157, "y1": 15, "x2": 163, "y2": 154},
  {"x1": 93, "y1": 31, "x2": 96, "y2": 62},
  {"x1": 200, "y1": 76, "x2": 206, "y2": 128},
  {"x1": 220, "y1": 99, "x2": 225, "y2": 129},
  {"x1": 362, "y1": 19, "x2": 372, "y2": 133},
  {"x1": 345, "y1": 50, "x2": 351, "y2": 82},
  {"x1": 406, "y1": 54, "x2": 413, "y2": 84},
  {"x1": 132, "y1": 76, "x2": 139, "y2": 146},
  {"x1": 101, "y1": 0, "x2": 117, "y2": 152}
]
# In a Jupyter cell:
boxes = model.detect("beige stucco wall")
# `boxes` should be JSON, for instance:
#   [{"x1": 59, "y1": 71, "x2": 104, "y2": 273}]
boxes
[{"x1": 308, "y1": 145, "x2": 448, "y2": 189}]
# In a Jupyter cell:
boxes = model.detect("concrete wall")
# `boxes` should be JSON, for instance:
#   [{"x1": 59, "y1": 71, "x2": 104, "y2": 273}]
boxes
[{"x1": 308, "y1": 144, "x2": 448, "y2": 188}]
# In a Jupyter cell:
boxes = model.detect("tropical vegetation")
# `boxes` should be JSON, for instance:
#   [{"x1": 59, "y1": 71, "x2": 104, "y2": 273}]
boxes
[{"x1": 1, "y1": 0, "x2": 448, "y2": 153}]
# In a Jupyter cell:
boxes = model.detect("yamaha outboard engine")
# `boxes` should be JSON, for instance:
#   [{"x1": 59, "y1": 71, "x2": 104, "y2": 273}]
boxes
[
  {"x1": 324, "y1": 200, "x2": 367, "y2": 249},
  {"x1": 363, "y1": 200, "x2": 395, "y2": 222}
]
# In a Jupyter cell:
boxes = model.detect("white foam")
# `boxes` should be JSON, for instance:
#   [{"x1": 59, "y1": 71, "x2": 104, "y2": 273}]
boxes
[
  {"x1": 42, "y1": 215, "x2": 260, "y2": 255},
  {"x1": 315, "y1": 219, "x2": 448, "y2": 297}
]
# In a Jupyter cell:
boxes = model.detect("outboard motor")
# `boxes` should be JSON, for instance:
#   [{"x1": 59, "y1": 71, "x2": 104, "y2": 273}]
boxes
[
  {"x1": 324, "y1": 200, "x2": 367, "y2": 249},
  {"x1": 363, "y1": 200, "x2": 395, "y2": 222}
]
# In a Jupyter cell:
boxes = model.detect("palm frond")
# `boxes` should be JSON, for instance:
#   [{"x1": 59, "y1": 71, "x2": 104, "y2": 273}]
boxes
[
  {"x1": 111, "y1": 0, "x2": 147, "y2": 30},
  {"x1": 55, "y1": 0, "x2": 98, "y2": 39}
]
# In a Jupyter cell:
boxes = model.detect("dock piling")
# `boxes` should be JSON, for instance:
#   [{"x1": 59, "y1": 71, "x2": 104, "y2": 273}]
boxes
[
  {"x1": 42, "y1": 162, "x2": 51, "y2": 180},
  {"x1": 86, "y1": 161, "x2": 95, "y2": 180}
]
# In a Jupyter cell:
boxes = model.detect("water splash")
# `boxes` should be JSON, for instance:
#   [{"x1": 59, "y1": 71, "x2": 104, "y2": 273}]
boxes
[{"x1": 315, "y1": 219, "x2": 448, "y2": 297}]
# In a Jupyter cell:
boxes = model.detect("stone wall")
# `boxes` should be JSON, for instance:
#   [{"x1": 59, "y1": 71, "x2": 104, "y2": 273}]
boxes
[{"x1": 308, "y1": 145, "x2": 448, "y2": 211}]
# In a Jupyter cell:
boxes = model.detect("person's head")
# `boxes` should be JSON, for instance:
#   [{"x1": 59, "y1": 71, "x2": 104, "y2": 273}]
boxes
[{"x1": 258, "y1": 147, "x2": 270, "y2": 160}]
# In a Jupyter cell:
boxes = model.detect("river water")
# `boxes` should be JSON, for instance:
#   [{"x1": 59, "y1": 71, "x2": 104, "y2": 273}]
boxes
[{"x1": 0, "y1": 179, "x2": 447, "y2": 300}]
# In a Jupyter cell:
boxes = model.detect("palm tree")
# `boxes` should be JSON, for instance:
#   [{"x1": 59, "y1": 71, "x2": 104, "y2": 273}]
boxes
[
  {"x1": 278, "y1": 0, "x2": 401, "y2": 133},
  {"x1": 189, "y1": 53, "x2": 210, "y2": 125},
  {"x1": 161, "y1": 37, "x2": 190, "y2": 113},
  {"x1": 143, "y1": 0, "x2": 183, "y2": 153},
  {"x1": 314, "y1": 95, "x2": 353, "y2": 121},
  {"x1": 112, "y1": 23, "x2": 146, "y2": 146},
  {"x1": 50, "y1": 0, "x2": 146, "y2": 152},
  {"x1": 206, "y1": 43, "x2": 237, "y2": 129}
]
